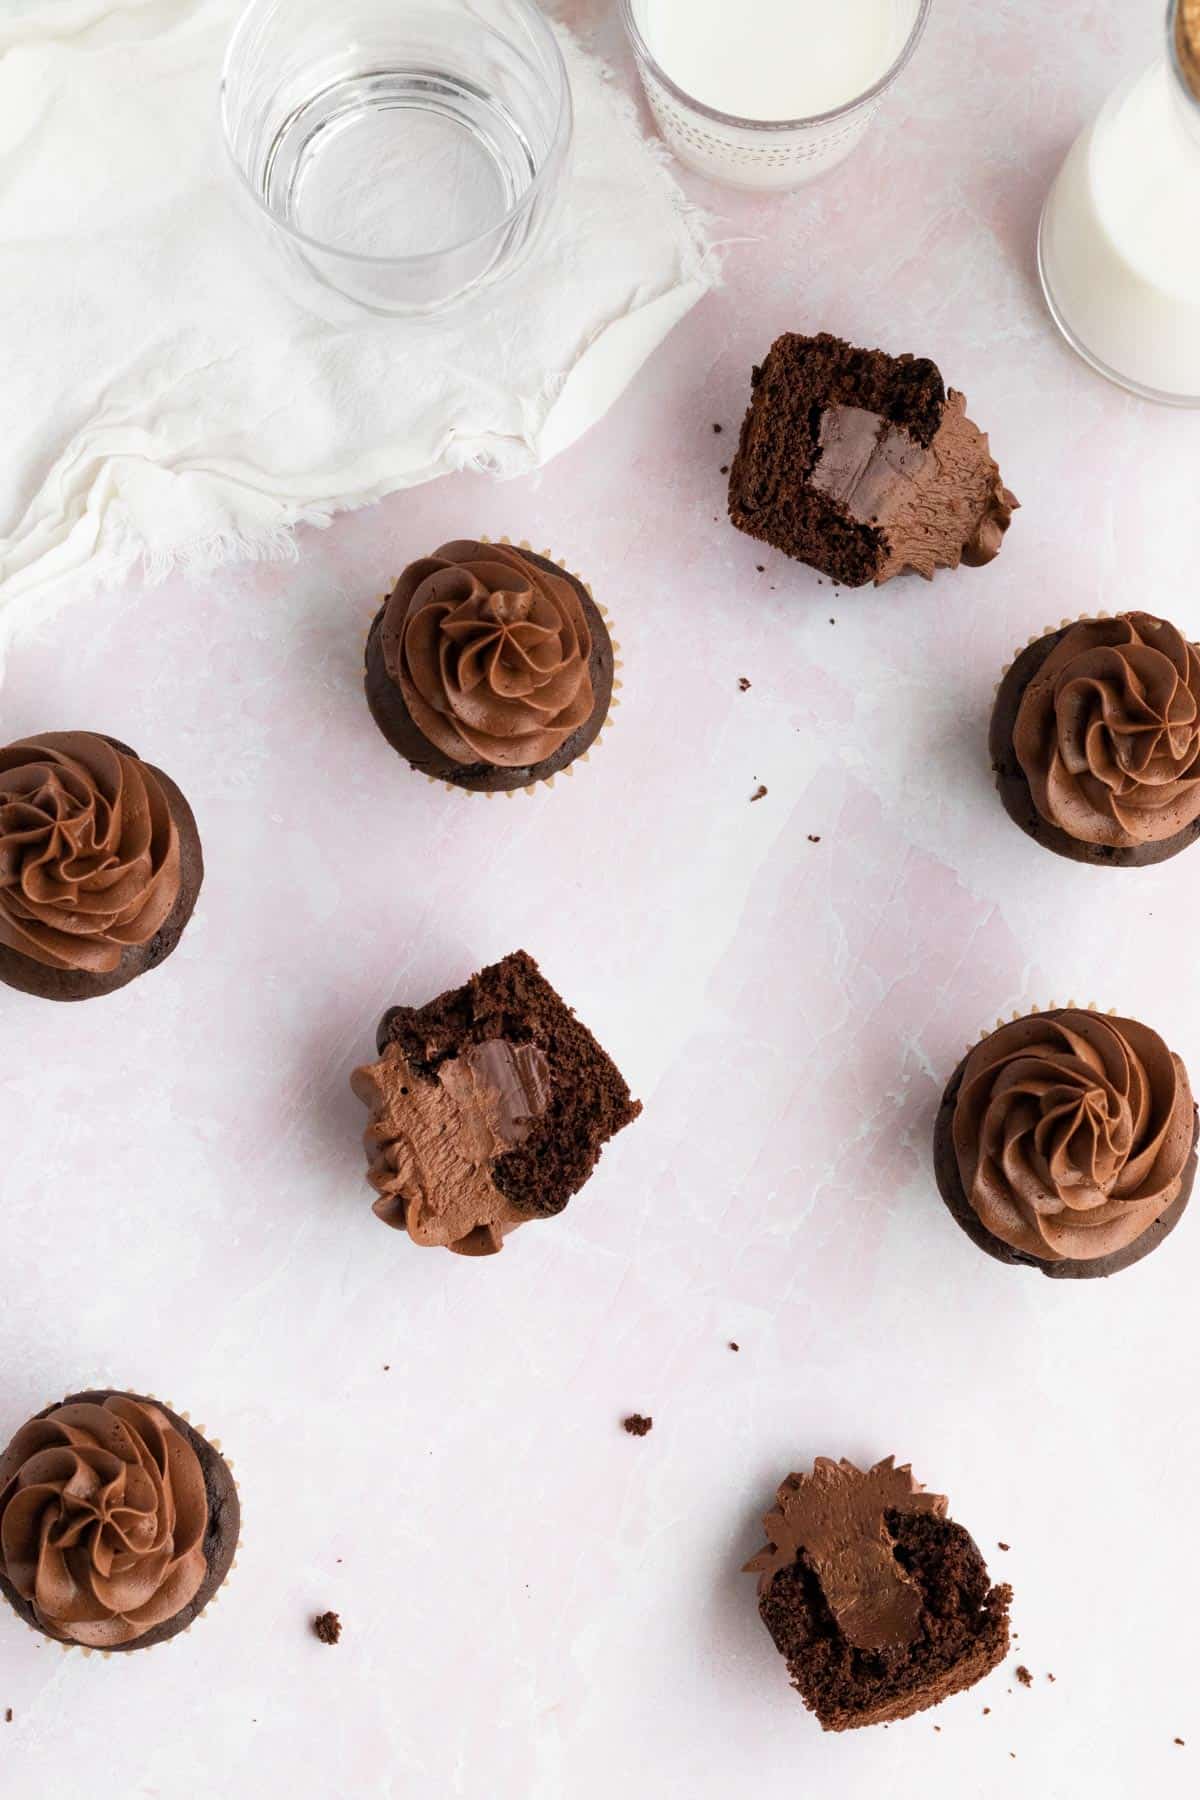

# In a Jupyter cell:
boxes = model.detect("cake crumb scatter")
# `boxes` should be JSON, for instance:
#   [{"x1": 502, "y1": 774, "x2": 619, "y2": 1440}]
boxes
[
  {"x1": 750, "y1": 785, "x2": 768, "y2": 803},
  {"x1": 4, "y1": 1709, "x2": 12, "y2": 1724},
  {"x1": 808, "y1": 834, "x2": 821, "y2": 843},
  {"x1": 623, "y1": 1414, "x2": 653, "y2": 1437},
  {"x1": 738, "y1": 677, "x2": 751, "y2": 692},
  {"x1": 313, "y1": 1611, "x2": 341, "y2": 1645},
  {"x1": 1016, "y1": 1666, "x2": 1032, "y2": 1687},
  {"x1": 729, "y1": 1341, "x2": 739, "y2": 1352},
  {"x1": 997, "y1": 1542, "x2": 1010, "y2": 1551},
  {"x1": 713, "y1": 422, "x2": 723, "y2": 433}
]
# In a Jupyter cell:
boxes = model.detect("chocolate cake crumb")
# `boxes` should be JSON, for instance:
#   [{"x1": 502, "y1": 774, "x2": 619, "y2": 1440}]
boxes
[
  {"x1": 1047, "y1": 1673, "x2": 1055, "y2": 1683},
  {"x1": 983, "y1": 1707, "x2": 990, "y2": 1716},
  {"x1": 808, "y1": 834, "x2": 821, "y2": 843},
  {"x1": 750, "y1": 785, "x2": 768, "y2": 803},
  {"x1": 4, "y1": 1709, "x2": 11, "y2": 1724},
  {"x1": 1016, "y1": 1666, "x2": 1032, "y2": 1688},
  {"x1": 738, "y1": 677, "x2": 751, "y2": 691},
  {"x1": 720, "y1": 464, "x2": 729, "y2": 475},
  {"x1": 313, "y1": 1611, "x2": 342, "y2": 1645},
  {"x1": 1176, "y1": 1737, "x2": 1186, "y2": 1746},
  {"x1": 713, "y1": 422, "x2": 723, "y2": 434},
  {"x1": 756, "y1": 564, "x2": 765, "y2": 572},
  {"x1": 997, "y1": 1542, "x2": 1010, "y2": 1552},
  {"x1": 729, "y1": 1341, "x2": 740, "y2": 1352},
  {"x1": 623, "y1": 1414, "x2": 653, "y2": 1437}
]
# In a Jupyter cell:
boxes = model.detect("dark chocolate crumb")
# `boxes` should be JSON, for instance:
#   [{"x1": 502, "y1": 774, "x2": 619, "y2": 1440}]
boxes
[
  {"x1": 933, "y1": 1725, "x2": 941, "y2": 1733},
  {"x1": 623, "y1": 1414, "x2": 653, "y2": 1437},
  {"x1": 829, "y1": 617, "x2": 836, "y2": 625},
  {"x1": 756, "y1": 564, "x2": 765, "y2": 573},
  {"x1": 750, "y1": 785, "x2": 768, "y2": 803},
  {"x1": 738, "y1": 677, "x2": 751, "y2": 692},
  {"x1": 713, "y1": 422, "x2": 723, "y2": 434},
  {"x1": 983, "y1": 1708, "x2": 990, "y2": 1716},
  {"x1": 1047, "y1": 1673, "x2": 1056, "y2": 1683},
  {"x1": 1016, "y1": 1666, "x2": 1032, "y2": 1688},
  {"x1": 728, "y1": 1341, "x2": 739, "y2": 1352},
  {"x1": 1176, "y1": 1737, "x2": 1186, "y2": 1746},
  {"x1": 313, "y1": 1611, "x2": 342, "y2": 1645},
  {"x1": 383, "y1": 1364, "x2": 390, "y2": 1371},
  {"x1": 720, "y1": 464, "x2": 729, "y2": 475},
  {"x1": 807, "y1": 834, "x2": 821, "y2": 843},
  {"x1": 997, "y1": 1542, "x2": 1010, "y2": 1552},
  {"x1": 4, "y1": 1709, "x2": 11, "y2": 1724}
]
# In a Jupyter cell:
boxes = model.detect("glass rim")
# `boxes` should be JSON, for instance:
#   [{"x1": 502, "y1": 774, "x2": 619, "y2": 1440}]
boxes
[
  {"x1": 219, "y1": 0, "x2": 573, "y2": 270},
  {"x1": 618, "y1": 0, "x2": 933, "y2": 135}
]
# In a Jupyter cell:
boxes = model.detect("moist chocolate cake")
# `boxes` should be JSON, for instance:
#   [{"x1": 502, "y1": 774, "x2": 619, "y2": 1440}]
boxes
[
  {"x1": 747, "y1": 1458, "x2": 1011, "y2": 1731},
  {"x1": 728, "y1": 333, "x2": 1017, "y2": 586},
  {"x1": 990, "y1": 613, "x2": 1200, "y2": 867},
  {"x1": 935, "y1": 1008, "x2": 1198, "y2": 1279},
  {"x1": 365, "y1": 541, "x2": 614, "y2": 792},
  {"x1": 352, "y1": 950, "x2": 641, "y2": 1255}
]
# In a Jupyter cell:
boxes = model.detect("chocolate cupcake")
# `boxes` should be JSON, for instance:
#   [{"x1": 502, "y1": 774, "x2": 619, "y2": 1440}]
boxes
[
  {"x1": 0, "y1": 732, "x2": 202, "y2": 1001},
  {"x1": 727, "y1": 332, "x2": 1017, "y2": 586},
  {"x1": 935, "y1": 1008, "x2": 1198, "y2": 1279},
  {"x1": 990, "y1": 612, "x2": 1200, "y2": 866},
  {"x1": 365, "y1": 540, "x2": 615, "y2": 793},
  {"x1": 746, "y1": 1457, "x2": 1011, "y2": 1730},
  {"x1": 0, "y1": 1390, "x2": 239, "y2": 1651},
  {"x1": 351, "y1": 950, "x2": 641, "y2": 1255}
]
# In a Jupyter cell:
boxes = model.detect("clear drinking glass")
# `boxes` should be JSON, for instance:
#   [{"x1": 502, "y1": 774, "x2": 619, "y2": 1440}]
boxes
[
  {"x1": 620, "y1": 0, "x2": 931, "y2": 191},
  {"x1": 221, "y1": 0, "x2": 573, "y2": 314},
  {"x1": 1037, "y1": 1, "x2": 1200, "y2": 405}
]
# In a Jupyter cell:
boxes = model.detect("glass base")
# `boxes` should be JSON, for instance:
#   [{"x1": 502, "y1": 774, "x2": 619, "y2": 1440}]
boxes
[{"x1": 1036, "y1": 200, "x2": 1200, "y2": 409}]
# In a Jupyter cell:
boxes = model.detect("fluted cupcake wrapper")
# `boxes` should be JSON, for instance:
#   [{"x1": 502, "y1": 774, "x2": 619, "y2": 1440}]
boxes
[
  {"x1": 995, "y1": 611, "x2": 1127, "y2": 690},
  {"x1": 966, "y1": 998, "x2": 1118, "y2": 1056},
  {"x1": 366, "y1": 535, "x2": 622, "y2": 797},
  {"x1": 0, "y1": 1389, "x2": 243, "y2": 1659}
]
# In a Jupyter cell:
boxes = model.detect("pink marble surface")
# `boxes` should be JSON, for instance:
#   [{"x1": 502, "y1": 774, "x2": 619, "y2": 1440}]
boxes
[{"x1": 2, "y1": 2, "x2": 1200, "y2": 1795}]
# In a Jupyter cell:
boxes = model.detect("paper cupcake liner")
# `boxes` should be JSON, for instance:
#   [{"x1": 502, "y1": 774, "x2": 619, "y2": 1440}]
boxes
[
  {"x1": 996, "y1": 611, "x2": 1119, "y2": 688},
  {"x1": 366, "y1": 535, "x2": 622, "y2": 798},
  {"x1": 965, "y1": 999, "x2": 1117, "y2": 1056},
  {"x1": 6, "y1": 1389, "x2": 243, "y2": 1660}
]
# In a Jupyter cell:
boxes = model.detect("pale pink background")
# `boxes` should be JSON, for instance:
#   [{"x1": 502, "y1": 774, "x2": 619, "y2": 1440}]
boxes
[{"x1": 2, "y1": 2, "x2": 1200, "y2": 1796}]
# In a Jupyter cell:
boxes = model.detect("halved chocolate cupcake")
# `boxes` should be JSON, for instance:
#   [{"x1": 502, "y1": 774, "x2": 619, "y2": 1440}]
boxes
[
  {"x1": 934, "y1": 1007, "x2": 1198, "y2": 1278},
  {"x1": 746, "y1": 1457, "x2": 1011, "y2": 1729},
  {"x1": 351, "y1": 950, "x2": 641, "y2": 1255},
  {"x1": 728, "y1": 332, "x2": 1017, "y2": 587},
  {"x1": 990, "y1": 612, "x2": 1200, "y2": 866},
  {"x1": 365, "y1": 540, "x2": 614, "y2": 792},
  {"x1": 0, "y1": 732, "x2": 202, "y2": 1001}
]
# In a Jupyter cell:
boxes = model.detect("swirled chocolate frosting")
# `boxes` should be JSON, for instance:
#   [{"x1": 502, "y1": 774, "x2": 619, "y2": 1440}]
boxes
[
  {"x1": 1012, "y1": 614, "x2": 1200, "y2": 848},
  {"x1": 378, "y1": 542, "x2": 595, "y2": 769},
  {"x1": 0, "y1": 733, "x2": 181, "y2": 972},
  {"x1": 952, "y1": 1010, "x2": 1195, "y2": 1263},
  {"x1": 0, "y1": 1396, "x2": 208, "y2": 1647},
  {"x1": 352, "y1": 1037, "x2": 552, "y2": 1255}
]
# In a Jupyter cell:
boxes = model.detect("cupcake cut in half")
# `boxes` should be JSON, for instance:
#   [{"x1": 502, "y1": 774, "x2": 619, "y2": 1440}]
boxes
[
  {"x1": 934, "y1": 1007, "x2": 1198, "y2": 1278},
  {"x1": 746, "y1": 1457, "x2": 1011, "y2": 1730},
  {"x1": 365, "y1": 540, "x2": 614, "y2": 792},
  {"x1": 0, "y1": 1391, "x2": 238, "y2": 1651},
  {"x1": 728, "y1": 332, "x2": 1017, "y2": 587},
  {"x1": 0, "y1": 732, "x2": 202, "y2": 1001},
  {"x1": 351, "y1": 950, "x2": 641, "y2": 1255},
  {"x1": 990, "y1": 611, "x2": 1200, "y2": 866}
]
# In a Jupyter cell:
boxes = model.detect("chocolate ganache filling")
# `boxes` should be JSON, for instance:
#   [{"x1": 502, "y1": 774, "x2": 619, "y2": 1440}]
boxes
[
  {"x1": 1013, "y1": 613, "x2": 1200, "y2": 848},
  {"x1": 378, "y1": 542, "x2": 595, "y2": 769},
  {"x1": 0, "y1": 733, "x2": 181, "y2": 972},
  {"x1": 952, "y1": 1010, "x2": 1195, "y2": 1263},
  {"x1": 0, "y1": 1396, "x2": 208, "y2": 1647}
]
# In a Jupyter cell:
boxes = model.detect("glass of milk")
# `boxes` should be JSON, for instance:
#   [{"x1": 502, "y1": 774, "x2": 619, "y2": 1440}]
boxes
[
  {"x1": 621, "y1": 0, "x2": 931, "y2": 190},
  {"x1": 1038, "y1": 1, "x2": 1200, "y2": 405}
]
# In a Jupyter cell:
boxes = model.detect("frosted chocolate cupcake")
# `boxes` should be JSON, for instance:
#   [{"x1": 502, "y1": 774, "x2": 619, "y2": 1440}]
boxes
[
  {"x1": 351, "y1": 950, "x2": 641, "y2": 1255},
  {"x1": 990, "y1": 612, "x2": 1200, "y2": 866},
  {"x1": 0, "y1": 1390, "x2": 238, "y2": 1651},
  {"x1": 934, "y1": 1008, "x2": 1198, "y2": 1279},
  {"x1": 746, "y1": 1457, "x2": 1011, "y2": 1730},
  {"x1": 0, "y1": 732, "x2": 202, "y2": 1001},
  {"x1": 365, "y1": 541, "x2": 614, "y2": 793}
]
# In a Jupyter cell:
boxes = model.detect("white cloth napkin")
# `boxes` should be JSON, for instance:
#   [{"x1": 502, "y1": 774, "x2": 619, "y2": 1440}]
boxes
[{"x1": 0, "y1": 0, "x2": 715, "y2": 639}]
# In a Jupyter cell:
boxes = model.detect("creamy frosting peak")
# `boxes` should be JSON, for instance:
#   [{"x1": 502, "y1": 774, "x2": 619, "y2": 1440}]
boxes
[
  {"x1": 745, "y1": 1458, "x2": 947, "y2": 1652},
  {"x1": 811, "y1": 392, "x2": 1017, "y2": 582},
  {"x1": 351, "y1": 1036, "x2": 551, "y2": 1256},
  {"x1": 0, "y1": 733, "x2": 181, "y2": 973},
  {"x1": 380, "y1": 542, "x2": 595, "y2": 769},
  {"x1": 1013, "y1": 613, "x2": 1200, "y2": 848},
  {"x1": 953, "y1": 1010, "x2": 1195, "y2": 1263},
  {"x1": 0, "y1": 1396, "x2": 208, "y2": 1647}
]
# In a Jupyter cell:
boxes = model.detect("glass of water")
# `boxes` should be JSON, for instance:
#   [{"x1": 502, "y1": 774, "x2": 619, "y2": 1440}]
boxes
[{"x1": 221, "y1": 0, "x2": 573, "y2": 314}]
